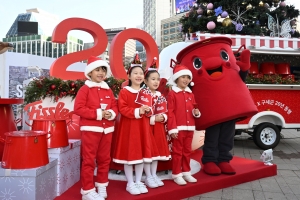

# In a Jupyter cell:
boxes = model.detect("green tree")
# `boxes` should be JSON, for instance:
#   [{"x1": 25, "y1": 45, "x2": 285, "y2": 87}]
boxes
[{"x1": 180, "y1": 0, "x2": 300, "y2": 38}]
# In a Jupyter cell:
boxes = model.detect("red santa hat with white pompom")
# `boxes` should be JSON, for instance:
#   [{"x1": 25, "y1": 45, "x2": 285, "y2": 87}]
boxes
[
  {"x1": 170, "y1": 59, "x2": 194, "y2": 86},
  {"x1": 85, "y1": 56, "x2": 111, "y2": 80}
]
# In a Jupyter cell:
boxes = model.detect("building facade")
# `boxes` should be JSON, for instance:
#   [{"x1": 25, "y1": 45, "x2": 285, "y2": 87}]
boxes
[
  {"x1": 143, "y1": 0, "x2": 173, "y2": 47},
  {"x1": 3, "y1": 8, "x2": 84, "y2": 58},
  {"x1": 105, "y1": 27, "x2": 136, "y2": 65},
  {"x1": 160, "y1": 13, "x2": 185, "y2": 49}
]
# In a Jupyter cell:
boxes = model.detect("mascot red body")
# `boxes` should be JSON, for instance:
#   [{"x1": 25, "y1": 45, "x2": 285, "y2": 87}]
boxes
[{"x1": 175, "y1": 37, "x2": 257, "y2": 175}]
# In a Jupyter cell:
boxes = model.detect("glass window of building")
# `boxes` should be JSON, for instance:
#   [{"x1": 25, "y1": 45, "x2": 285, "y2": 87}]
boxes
[
  {"x1": 163, "y1": 23, "x2": 169, "y2": 29},
  {"x1": 164, "y1": 30, "x2": 169, "y2": 35},
  {"x1": 170, "y1": 22, "x2": 176, "y2": 27},
  {"x1": 164, "y1": 36, "x2": 169, "y2": 41},
  {"x1": 170, "y1": 28, "x2": 176, "y2": 33},
  {"x1": 170, "y1": 34, "x2": 176, "y2": 40}
]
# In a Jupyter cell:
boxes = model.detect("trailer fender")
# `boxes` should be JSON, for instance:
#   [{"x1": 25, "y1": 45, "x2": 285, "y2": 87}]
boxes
[{"x1": 248, "y1": 111, "x2": 285, "y2": 128}]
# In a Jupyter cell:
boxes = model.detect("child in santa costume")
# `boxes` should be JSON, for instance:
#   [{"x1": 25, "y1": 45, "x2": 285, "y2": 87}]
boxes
[
  {"x1": 74, "y1": 56, "x2": 118, "y2": 200},
  {"x1": 112, "y1": 52, "x2": 160, "y2": 195},
  {"x1": 167, "y1": 62, "x2": 201, "y2": 186},
  {"x1": 143, "y1": 58, "x2": 171, "y2": 188}
]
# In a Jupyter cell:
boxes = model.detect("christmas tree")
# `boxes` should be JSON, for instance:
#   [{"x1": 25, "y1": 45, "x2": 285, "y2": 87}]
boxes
[{"x1": 180, "y1": 0, "x2": 300, "y2": 38}]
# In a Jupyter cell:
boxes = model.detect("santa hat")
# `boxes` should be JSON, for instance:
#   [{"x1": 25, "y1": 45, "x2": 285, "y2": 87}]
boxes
[
  {"x1": 131, "y1": 51, "x2": 142, "y2": 67},
  {"x1": 127, "y1": 51, "x2": 143, "y2": 74},
  {"x1": 170, "y1": 59, "x2": 194, "y2": 86},
  {"x1": 144, "y1": 57, "x2": 158, "y2": 76},
  {"x1": 85, "y1": 56, "x2": 111, "y2": 80}
]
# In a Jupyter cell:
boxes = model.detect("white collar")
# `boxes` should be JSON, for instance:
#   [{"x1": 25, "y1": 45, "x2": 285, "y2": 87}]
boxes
[
  {"x1": 85, "y1": 80, "x2": 109, "y2": 89},
  {"x1": 172, "y1": 85, "x2": 192, "y2": 93},
  {"x1": 152, "y1": 91, "x2": 161, "y2": 97},
  {"x1": 124, "y1": 86, "x2": 139, "y2": 93}
]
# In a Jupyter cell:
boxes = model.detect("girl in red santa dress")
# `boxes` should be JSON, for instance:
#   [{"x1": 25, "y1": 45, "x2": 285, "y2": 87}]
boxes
[
  {"x1": 74, "y1": 56, "x2": 118, "y2": 200},
  {"x1": 167, "y1": 62, "x2": 201, "y2": 186},
  {"x1": 143, "y1": 58, "x2": 171, "y2": 188},
  {"x1": 112, "y1": 53, "x2": 160, "y2": 195}
]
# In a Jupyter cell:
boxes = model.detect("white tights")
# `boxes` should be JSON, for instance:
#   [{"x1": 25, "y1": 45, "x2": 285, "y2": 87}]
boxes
[
  {"x1": 143, "y1": 161, "x2": 158, "y2": 178},
  {"x1": 124, "y1": 163, "x2": 144, "y2": 186}
]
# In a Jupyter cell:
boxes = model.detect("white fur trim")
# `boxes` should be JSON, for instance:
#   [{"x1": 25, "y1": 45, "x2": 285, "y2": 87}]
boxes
[
  {"x1": 85, "y1": 80, "x2": 109, "y2": 89},
  {"x1": 172, "y1": 173, "x2": 183, "y2": 179},
  {"x1": 153, "y1": 91, "x2": 161, "y2": 97},
  {"x1": 190, "y1": 82, "x2": 194, "y2": 86},
  {"x1": 85, "y1": 60, "x2": 111, "y2": 80},
  {"x1": 104, "y1": 126, "x2": 114, "y2": 134},
  {"x1": 192, "y1": 109, "x2": 201, "y2": 118},
  {"x1": 95, "y1": 182, "x2": 109, "y2": 187},
  {"x1": 134, "y1": 108, "x2": 141, "y2": 119},
  {"x1": 162, "y1": 114, "x2": 168, "y2": 122},
  {"x1": 182, "y1": 171, "x2": 191, "y2": 176},
  {"x1": 131, "y1": 64, "x2": 143, "y2": 67},
  {"x1": 124, "y1": 86, "x2": 139, "y2": 93},
  {"x1": 106, "y1": 109, "x2": 116, "y2": 120},
  {"x1": 112, "y1": 157, "x2": 161, "y2": 165},
  {"x1": 150, "y1": 115, "x2": 155, "y2": 125},
  {"x1": 80, "y1": 126, "x2": 114, "y2": 134},
  {"x1": 172, "y1": 69, "x2": 193, "y2": 82},
  {"x1": 81, "y1": 188, "x2": 96, "y2": 195},
  {"x1": 168, "y1": 129, "x2": 178, "y2": 135},
  {"x1": 178, "y1": 125, "x2": 196, "y2": 131},
  {"x1": 96, "y1": 109, "x2": 103, "y2": 120},
  {"x1": 172, "y1": 85, "x2": 192, "y2": 93}
]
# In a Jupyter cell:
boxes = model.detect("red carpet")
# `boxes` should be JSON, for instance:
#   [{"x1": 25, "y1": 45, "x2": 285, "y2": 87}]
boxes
[{"x1": 55, "y1": 150, "x2": 277, "y2": 200}]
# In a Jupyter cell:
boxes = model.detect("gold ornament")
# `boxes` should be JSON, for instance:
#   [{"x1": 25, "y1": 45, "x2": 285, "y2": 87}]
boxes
[
  {"x1": 259, "y1": 1, "x2": 264, "y2": 6},
  {"x1": 207, "y1": 9, "x2": 214, "y2": 16},
  {"x1": 222, "y1": 18, "x2": 232, "y2": 27},
  {"x1": 188, "y1": 27, "x2": 192, "y2": 33},
  {"x1": 246, "y1": 3, "x2": 253, "y2": 10}
]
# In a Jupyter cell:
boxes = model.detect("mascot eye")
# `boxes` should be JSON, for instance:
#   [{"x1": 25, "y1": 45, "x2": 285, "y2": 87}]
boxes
[
  {"x1": 193, "y1": 57, "x2": 202, "y2": 69},
  {"x1": 220, "y1": 50, "x2": 229, "y2": 61}
]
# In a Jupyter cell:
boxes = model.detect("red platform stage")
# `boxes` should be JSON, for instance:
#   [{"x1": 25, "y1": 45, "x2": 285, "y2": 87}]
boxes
[{"x1": 55, "y1": 150, "x2": 277, "y2": 200}]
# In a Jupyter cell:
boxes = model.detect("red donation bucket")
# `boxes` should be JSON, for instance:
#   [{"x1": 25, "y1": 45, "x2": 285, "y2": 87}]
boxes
[
  {"x1": 1, "y1": 131, "x2": 49, "y2": 169},
  {"x1": 32, "y1": 120, "x2": 69, "y2": 148},
  {"x1": 260, "y1": 62, "x2": 276, "y2": 74}
]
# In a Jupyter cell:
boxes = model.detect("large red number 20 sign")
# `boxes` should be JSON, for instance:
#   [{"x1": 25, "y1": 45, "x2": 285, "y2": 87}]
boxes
[{"x1": 50, "y1": 18, "x2": 159, "y2": 80}]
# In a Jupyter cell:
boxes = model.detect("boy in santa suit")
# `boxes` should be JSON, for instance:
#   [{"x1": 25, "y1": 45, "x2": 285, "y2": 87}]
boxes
[
  {"x1": 167, "y1": 62, "x2": 201, "y2": 186},
  {"x1": 74, "y1": 56, "x2": 118, "y2": 200}
]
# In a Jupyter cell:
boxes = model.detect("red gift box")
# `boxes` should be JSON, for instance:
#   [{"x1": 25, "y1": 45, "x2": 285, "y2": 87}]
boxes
[
  {"x1": 135, "y1": 87, "x2": 153, "y2": 107},
  {"x1": 154, "y1": 96, "x2": 168, "y2": 115}
]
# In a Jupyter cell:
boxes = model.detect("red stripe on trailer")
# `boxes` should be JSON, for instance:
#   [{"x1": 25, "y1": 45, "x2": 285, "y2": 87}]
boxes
[
  {"x1": 288, "y1": 40, "x2": 293, "y2": 48},
  {"x1": 260, "y1": 38, "x2": 265, "y2": 47},
  {"x1": 270, "y1": 40, "x2": 274, "y2": 48},
  {"x1": 279, "y1": 40, "x2": 284, "y2": 48}
]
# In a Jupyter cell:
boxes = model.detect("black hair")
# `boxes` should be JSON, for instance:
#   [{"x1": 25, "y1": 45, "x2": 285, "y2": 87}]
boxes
[
  {"x1": 144, "y1": 70, "x2": 160, "y2": 80},
  {"x1": 128, "y1": 66, "x2": 145, "y2": 87},
  {"x1": 174, "y1": 75, "x2": 191, "y2": 84}
]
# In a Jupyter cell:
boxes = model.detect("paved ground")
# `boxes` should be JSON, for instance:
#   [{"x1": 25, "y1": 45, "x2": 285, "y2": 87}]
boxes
[{"x1": 184, "y1": 129, "x2": 300, "y2": 200}]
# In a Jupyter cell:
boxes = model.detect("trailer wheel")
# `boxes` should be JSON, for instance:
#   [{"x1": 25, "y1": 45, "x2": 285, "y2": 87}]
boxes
[{"x1": 253, "y1": 123, "x2": 280, "y2": 150}]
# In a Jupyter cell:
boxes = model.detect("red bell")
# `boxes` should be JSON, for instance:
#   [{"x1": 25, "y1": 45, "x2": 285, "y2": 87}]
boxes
[{"x1": 260, "y1": 62, "x2": 276, "y2": 75}]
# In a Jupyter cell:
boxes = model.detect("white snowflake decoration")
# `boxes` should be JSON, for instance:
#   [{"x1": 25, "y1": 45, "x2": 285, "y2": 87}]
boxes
[
  {"x1": 0, "y1": 188, "x2": 16, "y2": 200},
  {"x1": 231, "y1": 6, "x2": 248, "y2": 24},
  {"x1": 39, "y1": 178, "x2": 46, "y2": 193},
  {"x1": 266, "y1": 13, "x2": 292, "y2": 38},
  {"x1": 18, "y1": 178, "x2": 34, "y2": 194}
]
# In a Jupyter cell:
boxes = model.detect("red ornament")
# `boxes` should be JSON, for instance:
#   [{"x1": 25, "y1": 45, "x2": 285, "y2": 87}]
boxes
[
  {"x1": 70, "y1": 82, "x2": 76, "y2": 88},
  {"x1": 50, "y1": 84, "x2": 56, "y2": 90}
]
